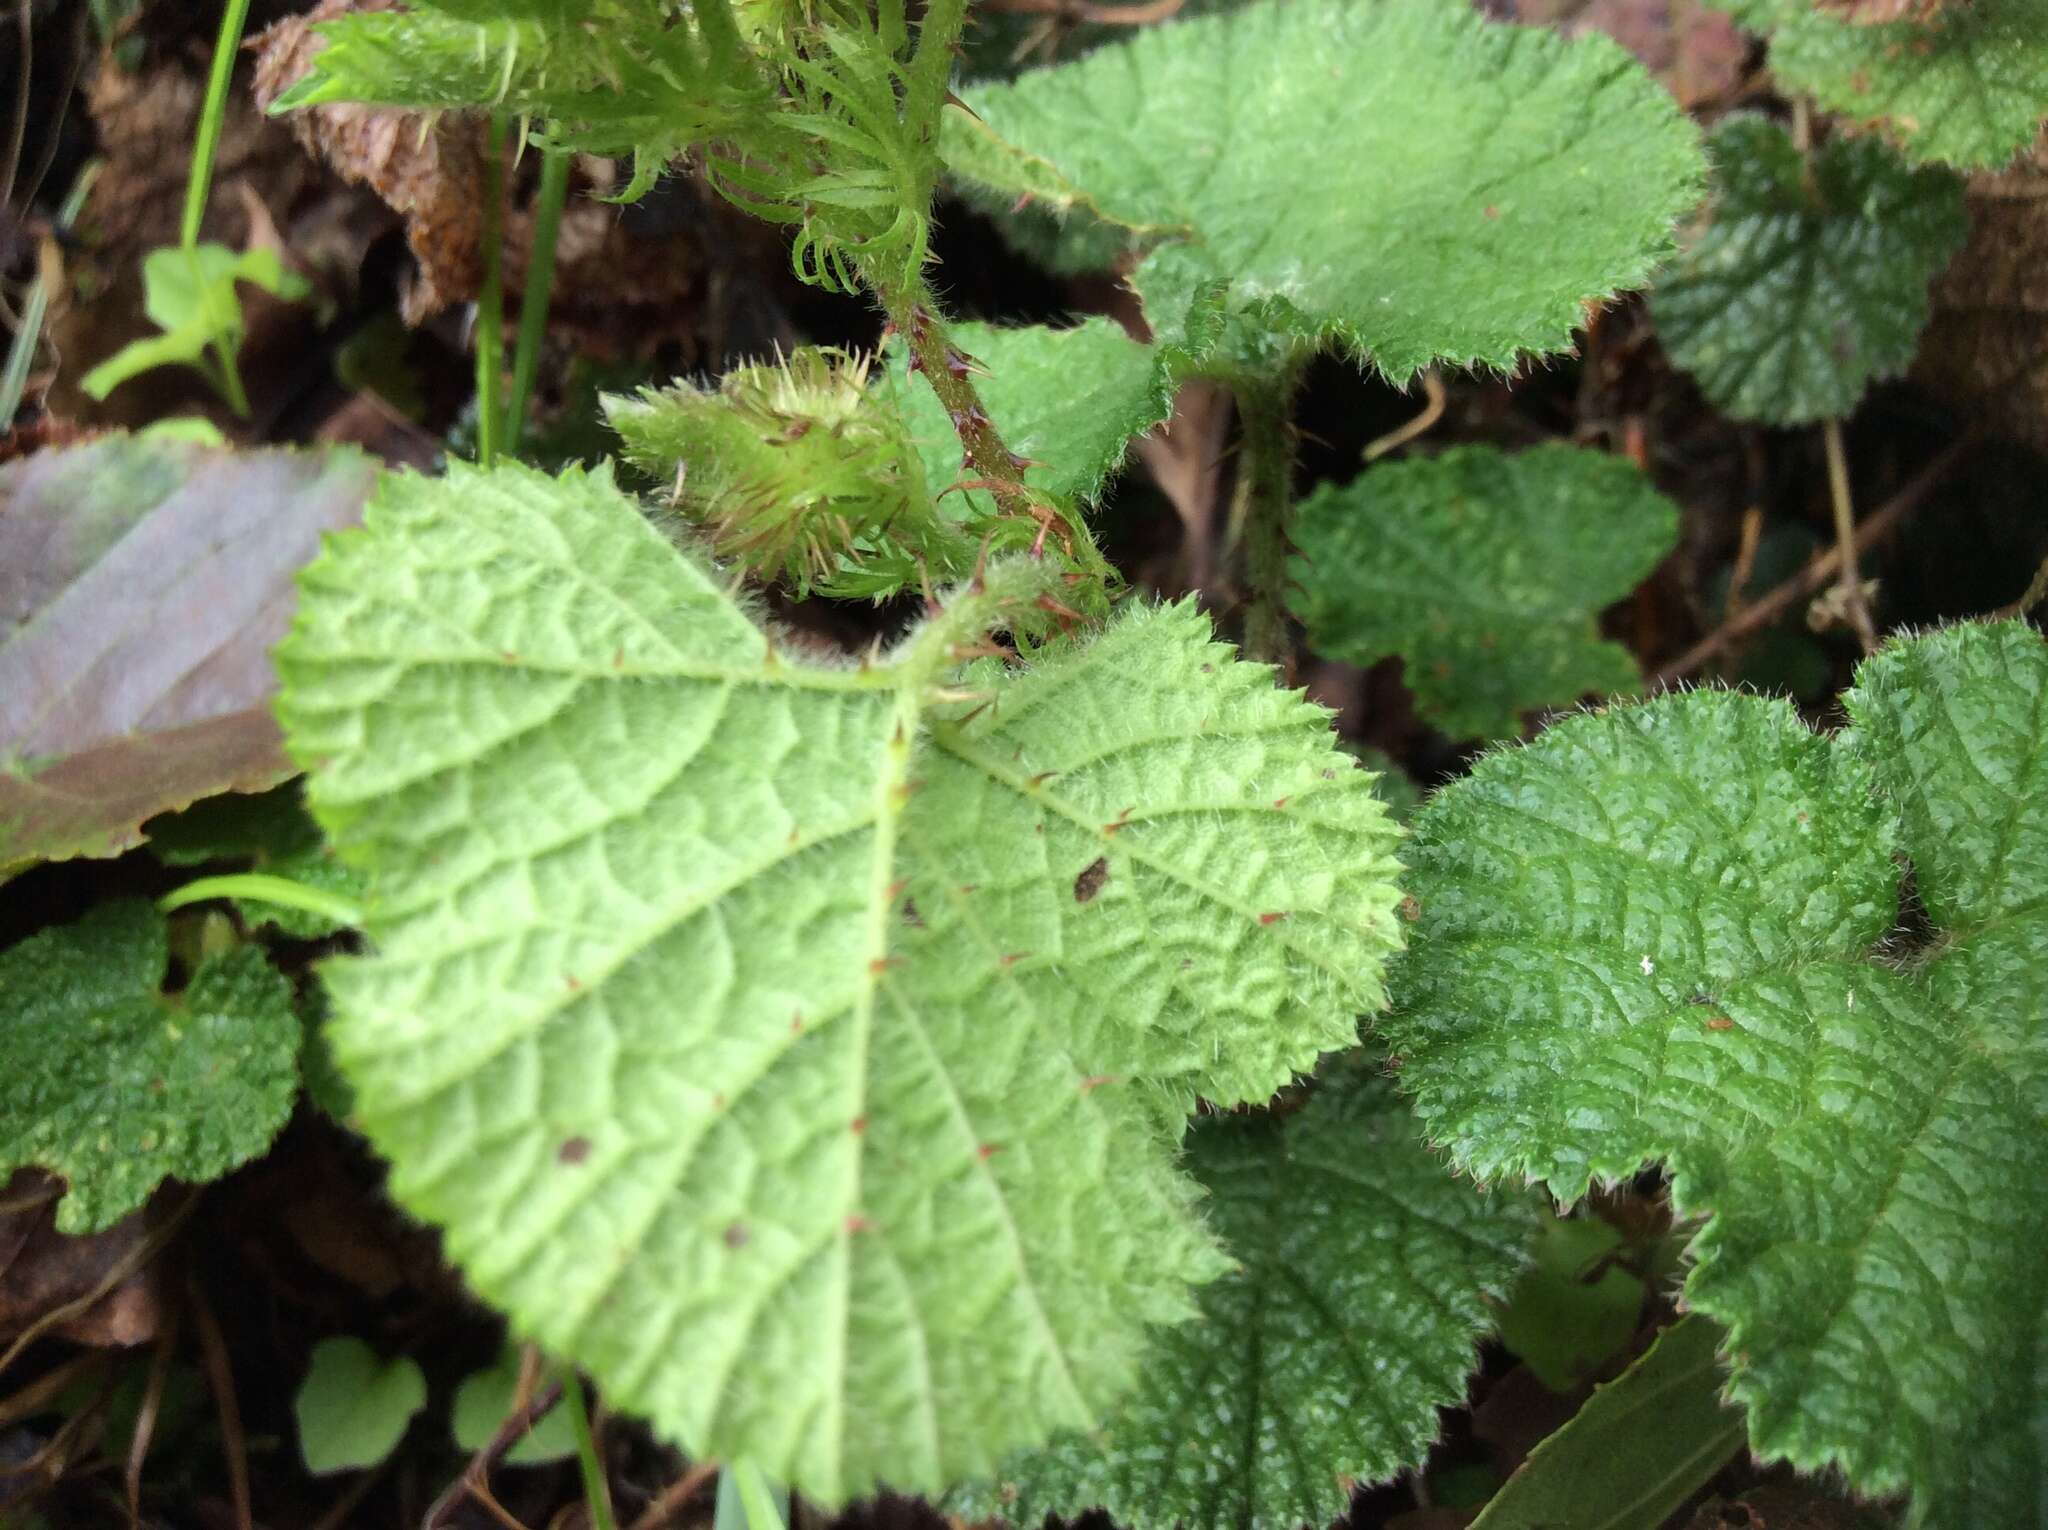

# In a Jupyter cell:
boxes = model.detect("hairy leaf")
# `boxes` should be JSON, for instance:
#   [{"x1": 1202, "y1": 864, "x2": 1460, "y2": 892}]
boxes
[
  {"x1": 881, "y1": 318, "x2": 1185, "y2": 523},
  {"x1": 946, "y1": 0, "x2": 1704, "y2": 380},
  {"x1": 1380, "y1": 621, "x2": 2048, "y2": 1526},
  {"x1": 296, "y1": 1337, "x2": 428, "y2": 1474},
  {"x1": 953, "y1": 1068, "x2": 1532, "y2": 1530},
  {"x1": 275, "y1": 460, "x2": 1404, "y2": 1502},
  {"x1": 0, "y1": 436, "x2": 376, "y2": 869},
  {"x1": 271, "y1": 0, "x2": 939, "y2": 287},
  {"x1": 1469, "y1": 1315, "x2": 1747, "y2": 1530},
  {"x1": 0, "y1": 901, "x2": 299, "y2": 1234},
  {"x1": 1649, "y1": 117, "x2": 1969, "y2": 425},
  {"x1": 1713, "y1": 0, "x2": 2048, "y2": 169},
  {"x1": 1289, "y1": 445, "x2": 1677, "y2": 739}
]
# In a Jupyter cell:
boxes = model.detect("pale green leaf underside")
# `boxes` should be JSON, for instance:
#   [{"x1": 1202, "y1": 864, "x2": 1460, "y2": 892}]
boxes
[
  {"x1": 954, "y1": 1069, "x2": 1532, "y2": 1530},
  {"x1": 0, "y1": 901, "x2": 300, "y2": 1234},
  {"x1": 882, "y1": 318, "x2": 1179, "y2": 519},
  {"x1": 1379, "y1": 622, "x2": 2048, "y2": 1527},
  {"x1": 1648, "y1": 117, "x2": 1968, "y2": 426},
  {"x1": 275, "y1": 460, "x2": 1404, "y2": 1504},
  {"x1": 946, "y1": 0, "x2": 1704, "y2": 381},
  {"x1": 1288, "y1": 444, "x2": 1678, "y2": 740},
  {"x1": 1713, "y1": 0, "x2": 2048, "y2": 170}
]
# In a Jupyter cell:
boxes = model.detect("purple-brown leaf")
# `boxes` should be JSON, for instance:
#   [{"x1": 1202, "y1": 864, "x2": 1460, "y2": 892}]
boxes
[{"x1": 0, "y1": 436, "x2": 376, "y2": 868}]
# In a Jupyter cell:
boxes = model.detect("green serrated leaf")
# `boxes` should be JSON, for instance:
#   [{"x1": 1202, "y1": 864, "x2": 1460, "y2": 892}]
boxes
[
  {"x1": 296, "y1": 1336, "x2": 428, "y2": 1474},
  {"x1": 1288, "y1": 445, "x2": 1678, "y2": 740},
  {"x1": 946, "y1": 0, "x2": 1704, "y2": 382},
  {"x1": 879, "y1": 318, "x2": 1185, "y2": 524},
  {"x1": 1713, "y1": 0, "x2": 2048, "y2": 170},
  {"x1": 1379, "y1": 621, "x2": 2048, "y2": 1526},
  {"x1": 1649, "y1": 117, "x2": 1969, "y2": 426},
  {"x1": 0, "y1": 901, "x2": 300, "y2": 1233},
  {"x1": 953, "y1": 1068, "x2": 1533, "y2": 1530},
  {"x1": 275, "y1": 459, "x2": 1405, "y2": 1503},
  {"x1": 1469, "y1": 1314, "x2": 1747, "y2": 1530},
  {"x1": 452, "y1": 1349, "x2": 577, "y2": 1464}
]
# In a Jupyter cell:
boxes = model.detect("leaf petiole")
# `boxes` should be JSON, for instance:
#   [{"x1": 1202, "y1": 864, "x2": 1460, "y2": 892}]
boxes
[{"x1": 159, "y1": 874, "x2": 363, "y2": 929}]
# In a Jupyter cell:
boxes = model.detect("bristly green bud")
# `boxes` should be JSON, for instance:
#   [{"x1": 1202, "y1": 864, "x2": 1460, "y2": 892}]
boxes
[{"x1": 606, "y1": 346, "x2": 973, "y2": 600}]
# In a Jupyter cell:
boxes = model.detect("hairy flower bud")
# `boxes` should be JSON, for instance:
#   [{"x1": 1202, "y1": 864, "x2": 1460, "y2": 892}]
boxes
[{"x1": 606, "y1": 347, "x2": 971, "y2": 599}]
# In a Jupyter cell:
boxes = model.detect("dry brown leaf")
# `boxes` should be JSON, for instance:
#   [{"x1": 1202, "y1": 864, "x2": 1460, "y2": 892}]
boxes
[
  {"x1": 0, "y1": 1172, "x2": 161, "y2": 1350},
  {"x1": 1133, "y1": 378, "x2": 1233, "y2": 591},
  {"x1": 0, "y1": 436, "x2": 377, "y2": 868},
  {"x1": 1912, "y1": 130, "x2": 2048, "y2": 453},
  {"x1": 252, "y1": 0, "x2": 486, "y2": 324},
  {"x1": 83, "y1": 51, "x2": 316, "y2": 268},
  {"x1": 1512, "y1": 0, "x2": 1750, "y2": 108}
]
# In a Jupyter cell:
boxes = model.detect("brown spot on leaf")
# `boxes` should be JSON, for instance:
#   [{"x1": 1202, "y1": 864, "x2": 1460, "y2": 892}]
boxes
[
  {"x1": 850, "y1": 1117, "x2": 868, "y2": 1135},
  {"x1": 1073, "y1": 856, "x2": 1110, "y2": 903},
  {"x1": 1705, "y1": 1016, "x2": 1735, "y2": 1031},
  {"x1": 1399, "y1": 895, "x2": 1422, "y2": 921},
  {"x1": 558, "y1": 1137, "x2": 591, "y2": 1165},
  {"x1": 723, "y1": 1222, "x2": 749, "y2": 1248},
  {"x1": 977, "y1": 1143, "x2": 1002, "y2": 1160}
]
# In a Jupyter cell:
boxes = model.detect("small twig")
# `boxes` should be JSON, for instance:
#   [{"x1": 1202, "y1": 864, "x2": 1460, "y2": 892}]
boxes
[
  {"x1": 0, "y1": 1353, "x2": 101, "y2": 1432},
  {"x1": 1724, "y1": 506, "x2": 1764, "y2": 626},
  {"x1": 1992, "y1": 554, "x2": 2048, "y2": 620},
  {"x1": 883, "y1": 278, "x2": 1043, "y2": 527},
  {"x1": 3, "y1": 0, "x2": 30, "y2": 213},
  {"x1": 126, "y1": 1297, "x2": 181, "y2": 1528},
  {"x1": 0, "y1": 1181, "x2": 58, "y2": 1218},
  {"x1": 421, "y1": 1379, "x2": 565, "y2": 1528},
  {"x1": 1653, "y1": 435, "x2": 1973, "y2": 685},
  {"x1": 980, "y1": 0, "x2": 1185, "y2": 20},
  {"x1": 466, "y1": 1479, "x2": 538, "y2": 1530},
  {"x1": 186, "y1": 1272, "x2": 252, "y2": 1530},
  {"x1": 1821, "y1": 418, "x2": 1877, "y2": 651},
  {"x1": 0, "y1": 1191, "x2": 197, "y2": 1379},
  {"x1": 627, "y1": 1461, "x2": 720, "y2": 1530},
  {"x1": 1362, "y1": 369, "x2": 1445, "y2": 461},
  {"x1": 309, "y1": 1459, "x2": 390, "y2": 1530}
]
